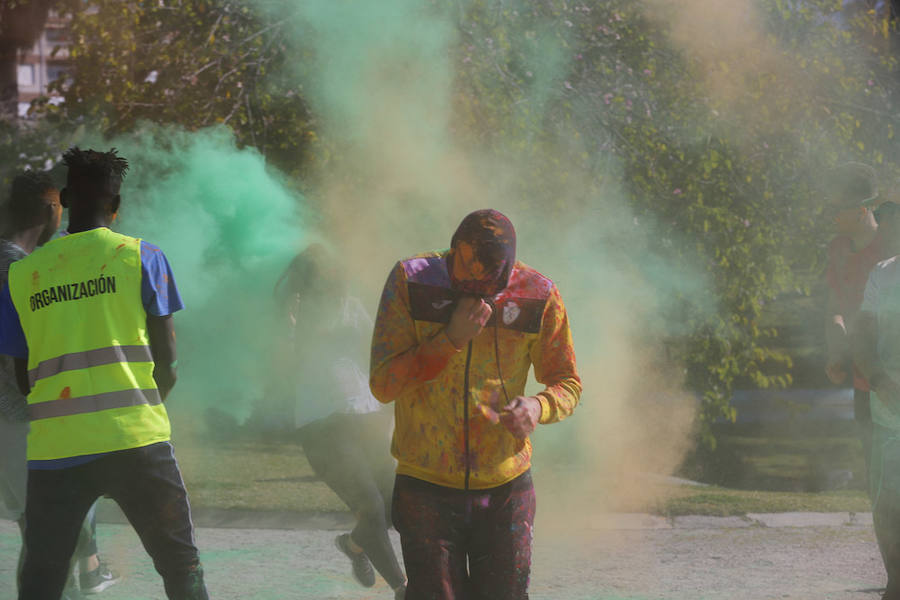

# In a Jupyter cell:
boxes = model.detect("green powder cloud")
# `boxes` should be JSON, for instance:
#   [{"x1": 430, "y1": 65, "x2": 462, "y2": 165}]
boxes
[{"x1": 84, "y1": 125, "x2": 310, "y2": 420}]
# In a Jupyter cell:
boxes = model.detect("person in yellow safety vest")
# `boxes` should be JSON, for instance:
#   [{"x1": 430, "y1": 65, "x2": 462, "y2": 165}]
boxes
[
  {"x1": 0, "y1": 170, "x2": 121, "y2": 598},
  {"x1": 0, "y1": 147, "x2": 209, "y2": 600}
]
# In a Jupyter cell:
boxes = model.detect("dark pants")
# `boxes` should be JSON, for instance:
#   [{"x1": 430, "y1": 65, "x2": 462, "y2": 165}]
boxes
[
  {"x1": 19, "y1": 441, "x2": 208, "y2": 600},
  {"x1": 299, "y1": 410, "x2": 405, "y2": 589},
  {"x1": 392, "y1": 471, "x2": 536, "y2": 600},
  {"x1": 856, "y1": 389, "x2": 874, "y2": 486},
  {"x1": 871, "y1": 424, "x2": 900, "y2": 599}
]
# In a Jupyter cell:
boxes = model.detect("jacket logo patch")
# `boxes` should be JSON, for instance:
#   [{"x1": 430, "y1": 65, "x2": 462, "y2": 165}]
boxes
[{"x1": 502, "y1": 301, "x2": 520, "y2": 325}]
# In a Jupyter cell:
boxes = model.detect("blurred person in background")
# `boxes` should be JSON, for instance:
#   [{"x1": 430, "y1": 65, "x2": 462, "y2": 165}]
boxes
[
  {"x1": 0, "y1": 148, "x2": 208, "y2": 600},
  {"x1": 0, "y1": 170, "x2": 119, "y2": 598},
  {"x1": 370, "y1": 209, "x2": 581, "y2": 600},
  {"x1": 275, "y1": 244, "x2": 407, "y2": 599},
  {"x1": 852, "y1": 198, "x2": 900, "y2": 600},
  {"x1": 824, "y1": 162, "x2": 886, "y2": 482}
]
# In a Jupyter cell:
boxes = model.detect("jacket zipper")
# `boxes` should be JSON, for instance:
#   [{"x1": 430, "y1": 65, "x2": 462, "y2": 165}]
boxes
[{"x1": 463, "y1": 340, "x2": 473, "y2": 490}]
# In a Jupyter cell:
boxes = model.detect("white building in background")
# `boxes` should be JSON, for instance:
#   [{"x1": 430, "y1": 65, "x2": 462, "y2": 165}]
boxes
[{"x1": 16, "y1": 12, "x2": 70, "y2": 118}]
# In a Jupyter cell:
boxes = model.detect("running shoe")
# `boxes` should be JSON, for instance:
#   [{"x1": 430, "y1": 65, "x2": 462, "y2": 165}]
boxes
[
  {"x1": 79, "y1": 563, "x2": 121, "y2": 594},
  {"x1": 334, "y1": 533, "x2": 376, "y2": 587}
]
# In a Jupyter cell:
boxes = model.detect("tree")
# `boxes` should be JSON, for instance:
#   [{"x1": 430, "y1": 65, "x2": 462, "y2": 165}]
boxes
[
  {"x1": 0, "y1": 0, "x2": 54, "y2": 121},
  {"x1": 43, "y1": 0, "x2": 316, "y2": 176}
]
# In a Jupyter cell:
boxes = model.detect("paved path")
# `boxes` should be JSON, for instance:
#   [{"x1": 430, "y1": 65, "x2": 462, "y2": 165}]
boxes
[{"x1": 0, "y1": 510, "x2": 888, "y2": 599}]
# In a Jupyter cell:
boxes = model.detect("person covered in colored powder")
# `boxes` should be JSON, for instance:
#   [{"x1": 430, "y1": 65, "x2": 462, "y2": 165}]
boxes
[
  {"x1": 0, "y1": 148, "x2": 209, "y2": 600},
  {"x1": 852, "y1": 198, "x2": 900, "y2": 600},
  {"x1": 370, "y1": 209, "x2": 581, "y2": 599},
  {"x1": 274, "y1": 244, "x2": 407, "y2": 599},
  {"x1": 0, "y1": 170, "x2": 120, "y2": 598},
  {"x1": 824, "y1": 162, "x2": 887, "y2": 476}
]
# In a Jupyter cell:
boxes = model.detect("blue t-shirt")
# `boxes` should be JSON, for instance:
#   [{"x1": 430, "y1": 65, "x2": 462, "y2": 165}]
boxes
[{"x1": 0, "y1": 235, "x2": 184, "y2": 469}]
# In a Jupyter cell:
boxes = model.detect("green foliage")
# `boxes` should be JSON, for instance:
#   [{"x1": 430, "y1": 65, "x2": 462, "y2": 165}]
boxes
[{"x1": 41, "y1": 0, "x2": 316, "y2": 177}]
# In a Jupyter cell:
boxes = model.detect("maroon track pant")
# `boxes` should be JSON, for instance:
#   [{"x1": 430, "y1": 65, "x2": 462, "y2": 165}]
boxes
[{"x1": 392, "y1": 471, "x2": 536, "y2": 600}]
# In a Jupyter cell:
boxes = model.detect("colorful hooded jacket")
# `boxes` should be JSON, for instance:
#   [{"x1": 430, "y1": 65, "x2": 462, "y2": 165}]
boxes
[{"x1": 370, "y1": 250, "x2": 581, "y2": 490}]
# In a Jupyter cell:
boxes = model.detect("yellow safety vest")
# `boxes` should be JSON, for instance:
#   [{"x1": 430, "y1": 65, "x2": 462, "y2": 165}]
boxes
[{"x1": 8, "y1": 227, "x2": 171, "y2": 460}]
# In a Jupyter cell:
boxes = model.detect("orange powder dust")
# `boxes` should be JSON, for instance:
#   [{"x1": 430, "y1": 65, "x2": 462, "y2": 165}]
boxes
[{"x1": 453, "y1": 241, "x2": 488, "y2": 280}]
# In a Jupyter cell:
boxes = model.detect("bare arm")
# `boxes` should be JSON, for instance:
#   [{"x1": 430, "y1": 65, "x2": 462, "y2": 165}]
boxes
[{"x1": 147, "y1": 314, "x2": 177, "y2": 401}]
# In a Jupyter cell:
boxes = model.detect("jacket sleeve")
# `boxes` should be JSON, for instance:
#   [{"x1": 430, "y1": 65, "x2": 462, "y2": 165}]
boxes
[
  {"x1": 369, "y1": 262, "x2": 461, "y2": 402},
  {"x1": 530, "y1": 284, "x2": 581, "y2": 424}
]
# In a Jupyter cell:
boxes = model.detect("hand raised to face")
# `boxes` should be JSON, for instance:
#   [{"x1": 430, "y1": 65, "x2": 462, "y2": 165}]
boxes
[{"x1": 445, "y1": 296, "x2": 492, "y2": 349}]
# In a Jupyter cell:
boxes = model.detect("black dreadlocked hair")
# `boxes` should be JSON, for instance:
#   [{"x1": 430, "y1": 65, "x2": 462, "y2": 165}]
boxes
[
  {"x1": 4, "y1": 170, "x2": 57, "y2": 232},
  {"x1": 62, "y1": 147, "x2": 129, "y2": 199}
]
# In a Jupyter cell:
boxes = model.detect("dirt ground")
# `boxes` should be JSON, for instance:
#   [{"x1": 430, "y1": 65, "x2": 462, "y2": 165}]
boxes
[{"x1": 0, "y1": 513, "x2": 888, "y2": 599}]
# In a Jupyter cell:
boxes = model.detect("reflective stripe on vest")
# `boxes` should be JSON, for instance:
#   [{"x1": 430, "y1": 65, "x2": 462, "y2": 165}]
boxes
[
  {"x1": 28, "y1": 388, "x2": 162, "y2": 421},
  {"x1": 7, "y1": 228, "x2": 171, "y2": 460},
  {"x1": 28, "y1": 345, "x2": 153, "y2": 388}
]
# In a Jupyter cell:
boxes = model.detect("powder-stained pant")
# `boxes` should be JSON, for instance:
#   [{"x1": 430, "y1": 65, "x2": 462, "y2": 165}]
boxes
[
  {"x1": 392, "y1": 471, "x2": 536, "y2": 600},
  {"x1": 18, "y1": 441, "x2": 208, "y2": 600}
]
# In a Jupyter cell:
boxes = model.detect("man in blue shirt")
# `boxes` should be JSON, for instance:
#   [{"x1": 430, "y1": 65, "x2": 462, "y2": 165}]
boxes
[
  {"x1": 0, "y1": 170, "x2": 123, "y2": 598},
  {"x1": 0, "y1": 148, "x2": 208, "y2": 600}
]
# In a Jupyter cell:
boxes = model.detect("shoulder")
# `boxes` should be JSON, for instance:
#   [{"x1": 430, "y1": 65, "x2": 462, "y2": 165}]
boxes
[
  {"x1": 0, "y1": 239, "x2": 24, "y2": 260},
  {"x1": 9, "y1": 241, "x2": 46, "y2": 272},
  {"x1": 869, "y1": 256, "x2": 900, "y2": 282},
  {"x1": 0, "y1": 240, "x2": 26, "y2": 270},
  {"x1": 399, "y1": 250, "x2": 446, "y2": 270},
  {"x1": 139, "y1": 239, "x2": 166, "y2": 258},
  {"x1": 99, "y1": 229, "x2": 142, "y2": 248},
  {"x1": 506, "y1": 261, "x2": 555, "y2": 300},
  {"x1": 140, "y1": 239, "x2": 162, "y2": 253},
  {"x1": 398, "y1": 250, "x2": 449, "y2": 286},
  {"x1": 138, "y1": 240, "x2": 174, "y2": 268},
  {"x1": 873, "y1": 255, "x2": 900, "y2": 271}
]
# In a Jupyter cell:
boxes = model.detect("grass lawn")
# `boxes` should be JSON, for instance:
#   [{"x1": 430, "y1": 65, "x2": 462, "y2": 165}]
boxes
[
  {"x1": 659, "y1": 486, "x2": 869, "y2": 516},
  {"x1": 170, "y1": 422, "x2": 873, "y2": 518},
  {"x1": 173, "y1": 437, "x2": 347, "y2": 514},
  {"x1": 688, "y1": 420, "x2": 868, "y2": 492}
]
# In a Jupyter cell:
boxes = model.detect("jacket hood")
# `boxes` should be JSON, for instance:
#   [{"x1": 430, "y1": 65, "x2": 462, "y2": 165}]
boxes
[{"x1": 448, "y1": 209, "x2": 516, "y2": 297}]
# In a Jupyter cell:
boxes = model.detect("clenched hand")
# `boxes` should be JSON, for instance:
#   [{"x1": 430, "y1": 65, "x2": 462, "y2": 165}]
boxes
[{"x1": 445, "y1": 296, "x2": 492, "y2": 349}]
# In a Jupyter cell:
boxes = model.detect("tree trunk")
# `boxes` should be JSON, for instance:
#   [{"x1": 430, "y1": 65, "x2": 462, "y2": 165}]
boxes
[
  {"x1": 0, "y1": 0, "x2": 54, "y2": 123},
  {"x1": 0, "y1": 41, "x2": 19, "y2": 122}
]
